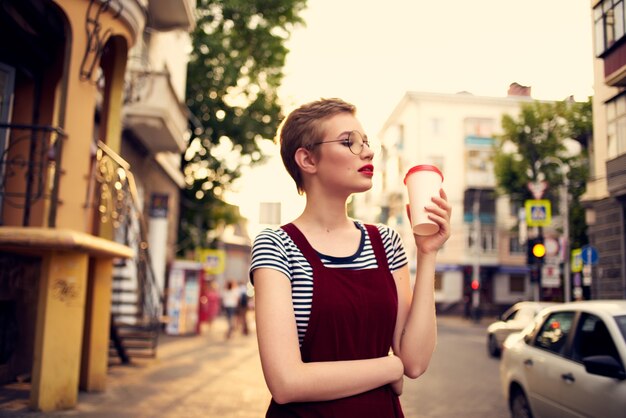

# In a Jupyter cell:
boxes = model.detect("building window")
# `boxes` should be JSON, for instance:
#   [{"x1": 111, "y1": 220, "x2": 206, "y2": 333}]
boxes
[
  {"x1": 509, "y1": 236, "x2": 525, "y2": 254},
  {"x1": 510, "y1": 199, "x2": 523, "y2": 217},
  {"x1": 463, "y1": 122, "x2": 495, "y2": 187},
  {"x1": 463, "y1": 188, "x2": 496, "y2": 224},
  {"x1": 0, "y1": 63, "x2": 15, "y2": 188},
  {"x1": 464, "y1": 117, "x2": 495, "y2": 138},
  {"x1": 606, "y1": 93, "x2": 626, "y2": 158},
  {"x1": 482, "y1": 226, "x2": 496, "y2": 251},
  {"x1": 467, "y1": 224, "x2": 497, "y2": 253},
  {"x1": 594, "y1": 0, "x2": 626, "y2": 56},
  {"x1": 509, "y1": 274, "x2": 525, "y2": 292},
  {"x1": 467, "y1": 149, "x2": 487, "y2": 171}
]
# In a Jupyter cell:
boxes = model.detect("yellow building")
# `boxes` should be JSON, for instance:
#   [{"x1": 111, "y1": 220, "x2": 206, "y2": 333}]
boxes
[{"x1": 0, "y1": 0, "x2": 194, "y2": 411}]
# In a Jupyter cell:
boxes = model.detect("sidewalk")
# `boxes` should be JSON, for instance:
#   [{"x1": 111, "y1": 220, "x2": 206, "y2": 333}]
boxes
[
  {"x1": 0, "y1": 315, "x2": 491, "y2": 417},
  {"x1": 0, "y1": 315, "x2": 270, "y2": 418}
]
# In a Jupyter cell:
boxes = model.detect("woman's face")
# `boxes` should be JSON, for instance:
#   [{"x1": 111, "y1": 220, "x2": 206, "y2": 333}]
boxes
[{"x1": 313, "y1": 112, "x2": 375, "y2": 195}]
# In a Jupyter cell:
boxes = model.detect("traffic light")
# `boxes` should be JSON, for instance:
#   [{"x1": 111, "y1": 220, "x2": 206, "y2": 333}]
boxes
[{"x1": 527, "y1": 237, "x2": 546, "y2": 265}]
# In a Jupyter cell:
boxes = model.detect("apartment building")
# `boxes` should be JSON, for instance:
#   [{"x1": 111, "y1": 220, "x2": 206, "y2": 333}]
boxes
[
  {"x1": 583, "y1": 0, "x2": 626, "y2": 298},
  {"x1": 355, "y1": 86, "x2": 569, "y2": 315}
]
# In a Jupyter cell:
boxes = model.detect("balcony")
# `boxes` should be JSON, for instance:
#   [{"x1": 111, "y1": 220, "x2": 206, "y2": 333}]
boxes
[
  {"x1": 602, "y1": 39, "x2": 626, "y2": 87},
  {"x1": 0, "y1": 123, "x2": 66, "y2": 227},
  {"x1": 123, "y1": 70, "x2": 188, "y2": 154},
  {"x1": 147, "y1": 0, "x2": 196, "y2": 32},
  {"x1": 606, "y1": 153, "x2": 626, "y2": 197}
]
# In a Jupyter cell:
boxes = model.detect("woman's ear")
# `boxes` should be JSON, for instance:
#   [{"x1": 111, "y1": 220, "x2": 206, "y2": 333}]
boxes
[{"x1": 295, "y1": 147, "x2": 318, "y2": 174}]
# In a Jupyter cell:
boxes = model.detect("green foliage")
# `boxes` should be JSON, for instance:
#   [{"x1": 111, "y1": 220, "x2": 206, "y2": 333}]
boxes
[
  {"x1": 178, "y1": 0, "x2": 307, "y2": 254},
  {"x1": 493, "y1": 97, "x2": 593, "y2": 246}
]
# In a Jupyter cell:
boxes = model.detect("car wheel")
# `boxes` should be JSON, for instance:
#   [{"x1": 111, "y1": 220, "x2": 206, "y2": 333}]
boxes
[
  {"x1": 510, "y1": 387, "x2": 533, "y2": 418},
  {"x1": 487, "y1": 334, "x2": 500, "y2": 357}
]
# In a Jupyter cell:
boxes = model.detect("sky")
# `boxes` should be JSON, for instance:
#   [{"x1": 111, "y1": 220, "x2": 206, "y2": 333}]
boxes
[{"x1": 225, "y1": 0, "x2": 595, "y2": 237}]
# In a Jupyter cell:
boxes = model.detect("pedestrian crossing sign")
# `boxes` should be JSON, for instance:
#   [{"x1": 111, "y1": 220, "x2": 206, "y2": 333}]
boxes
[
  {"x1": 196, "y1": 248, "x2": 226, "y2": 275},
  {"x1": 525, "y1": 199, "x2": 552, "y2": 227}
]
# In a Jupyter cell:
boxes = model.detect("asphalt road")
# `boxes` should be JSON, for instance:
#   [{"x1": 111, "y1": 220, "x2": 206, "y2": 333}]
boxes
[{"x1": 401, "y1": 317, "x2": 509, "y2": 418}]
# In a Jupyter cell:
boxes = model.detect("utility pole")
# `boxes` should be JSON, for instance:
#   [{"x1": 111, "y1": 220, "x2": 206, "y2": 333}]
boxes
[
  {"x1": 560, "y1": 172, "x2": 571, "y2": 302},
  {"x1": 542, "y1": 157, "x2": 571, "y2": 302},
  {"x1": 471, "y1": 189, "x2": 481, "y2": 322}
]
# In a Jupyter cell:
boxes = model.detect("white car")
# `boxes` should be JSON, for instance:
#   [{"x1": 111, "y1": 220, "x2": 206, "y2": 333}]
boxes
[
  {"x1": 500, "y1": 300, "x2": 626, "y2": 418},
  {"x1": 487, "y1": 301, "x2": 557, "y2": 357}
]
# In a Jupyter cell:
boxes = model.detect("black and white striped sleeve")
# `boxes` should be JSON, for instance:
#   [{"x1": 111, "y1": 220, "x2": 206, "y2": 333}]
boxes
[
  {"x1": 378, "y1": 224, "x2": 408, "y2": 272},
  {"x1": 249, "y1": 228, "x2": 291, "y2": 284}
]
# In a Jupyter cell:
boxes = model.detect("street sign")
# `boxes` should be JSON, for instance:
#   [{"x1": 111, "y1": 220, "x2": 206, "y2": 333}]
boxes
[
  {"x1": 525, "y1": 199, "x2": 552, "y2": 227},
  {"x1": 544, "y1": 237, "x2": 560, "y2": 257},
  {"x1": 582, "y1": 265, "x2": 592, "y2": 285},
  {"x1": 581, "y1": 245, "x2": 599, "y2": 265},
  {"x1": 571, "y1": 248, "x2": 583, "y2": 273},
  {"x1": 196, "y1": 248, "x2": 226, "y2": 275},
  {"x1": 527, "y1": 181, "x2": 547, "y2": 199},
  {"x1": 542, "y1": 261, "x2": 561, "y2": 288},
  {"x1": 545, "y1": 255, "x2": 560, "y2": 265}
]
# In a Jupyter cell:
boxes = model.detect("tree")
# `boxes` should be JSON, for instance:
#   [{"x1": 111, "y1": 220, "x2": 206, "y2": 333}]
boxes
[
  {"x1": 179, "y1": 0, "x2": 307, "y2": 254},
  {"x1": 493, "y1": 97, "x2": 593, "y2": 249}
]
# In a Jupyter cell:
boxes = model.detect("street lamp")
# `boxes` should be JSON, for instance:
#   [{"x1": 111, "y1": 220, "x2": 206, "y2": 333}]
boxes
[{"x1": 541, "y1": 156, "x2": 571, "y2": 303}]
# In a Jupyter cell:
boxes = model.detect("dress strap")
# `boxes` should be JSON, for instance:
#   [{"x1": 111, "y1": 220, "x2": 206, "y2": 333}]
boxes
[{"x1": 280, "y1": 223, "x2": 325, "y2": 269}]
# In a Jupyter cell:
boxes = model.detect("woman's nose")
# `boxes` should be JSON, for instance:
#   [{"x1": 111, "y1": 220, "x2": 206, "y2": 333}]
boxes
[{"x1": 361, "y1": 144, "x2": 374, "y2": 159}]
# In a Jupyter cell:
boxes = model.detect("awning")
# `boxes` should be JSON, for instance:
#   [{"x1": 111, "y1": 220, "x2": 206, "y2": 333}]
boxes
[{"x1": 497, "y1": 265, "x2": 530, "y2": 274}]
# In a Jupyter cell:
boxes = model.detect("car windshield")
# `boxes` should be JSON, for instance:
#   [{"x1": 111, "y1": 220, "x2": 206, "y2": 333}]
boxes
[
  {"x1": 501, "y1": 307, "x2": 518, "y2": 321},
  {"x1": 615, "y1": 315, "x2": 626, "y2": 342}
]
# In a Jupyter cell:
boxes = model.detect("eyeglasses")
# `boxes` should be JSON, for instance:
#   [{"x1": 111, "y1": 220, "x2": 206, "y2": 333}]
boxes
[{"x1": 310, "y1": 130, "x2": 377, "y2": 155}]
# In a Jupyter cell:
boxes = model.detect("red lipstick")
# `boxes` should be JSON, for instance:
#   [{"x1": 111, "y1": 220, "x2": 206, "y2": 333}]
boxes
[{"x1": 358, "y1": 164, "x2": 374, "y2": 176}]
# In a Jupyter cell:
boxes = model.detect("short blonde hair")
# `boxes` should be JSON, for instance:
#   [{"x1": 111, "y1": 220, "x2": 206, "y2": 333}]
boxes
[{"x1": 278, "y1": 98, "x2": 356, "y2": 194}]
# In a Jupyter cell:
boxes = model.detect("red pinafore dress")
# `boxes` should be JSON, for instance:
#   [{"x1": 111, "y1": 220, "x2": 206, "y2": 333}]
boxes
[{"x1": 266, "y1": 223, "x2": 404, "y2": 418}]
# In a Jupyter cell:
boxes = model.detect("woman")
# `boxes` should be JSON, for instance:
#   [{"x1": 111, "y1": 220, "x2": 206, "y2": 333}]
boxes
[
  {"x1": 250, "y1": 98, "x2": 451, "y2": 417},
  {"x1": 221, "y1": 280, "x2": 239, "y2": 339}
]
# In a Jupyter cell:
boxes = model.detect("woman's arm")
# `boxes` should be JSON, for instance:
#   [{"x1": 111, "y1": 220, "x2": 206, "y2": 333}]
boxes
[
  {"x1": 254, "y1": 267, "x2": 404, "y2": 404},
  {"x1": 392, "y1": 189, "x2": 452, "y2": 378}
]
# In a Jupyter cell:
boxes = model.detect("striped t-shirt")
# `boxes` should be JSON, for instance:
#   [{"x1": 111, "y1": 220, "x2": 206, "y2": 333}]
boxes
[{"x1": 249, "y1": 221, "x2": 408, "y2": 346}]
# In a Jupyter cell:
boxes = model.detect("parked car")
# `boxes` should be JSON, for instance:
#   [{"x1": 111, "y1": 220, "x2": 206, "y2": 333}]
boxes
[
  {"x1": 500, "y1": 300, "x2": 626, "y2": 418},
  {"x1": 487, "y1": 301, "x2": 557, "y2": 357}
]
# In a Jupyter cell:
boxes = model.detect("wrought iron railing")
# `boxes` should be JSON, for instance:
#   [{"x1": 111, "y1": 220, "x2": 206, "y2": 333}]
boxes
[
  {"x1": 94, "y1": 140, "x2": 163, "y2": 325},
  {"x1": 0, "y1": 123, "x2": 66, "y2": 227}
]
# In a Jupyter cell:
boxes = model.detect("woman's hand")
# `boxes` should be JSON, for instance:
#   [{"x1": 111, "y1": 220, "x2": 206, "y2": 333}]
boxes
[
  {"x1": 387, "y1": 353, "x2": 404, "y2": 395},
  {"x1": 412, "y1": 188, "x2": 451, "y2": 254}
]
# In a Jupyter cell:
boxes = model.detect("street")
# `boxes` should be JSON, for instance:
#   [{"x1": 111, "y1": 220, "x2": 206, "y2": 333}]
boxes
[
  {"x1": 0, "y1": 315, "x2": 509, "y2": 418},
  {"x1": 402, "y1": 317, "x2": 508, "y2": 417}
]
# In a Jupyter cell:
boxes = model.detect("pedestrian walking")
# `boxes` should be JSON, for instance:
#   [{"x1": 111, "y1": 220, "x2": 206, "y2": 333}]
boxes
[
  {"x1": 204, "y1": 280, "x2": 221, "y2": 331},
  {"x1": 250, "y1": 98, "x2": 451, "y2": 416},
  {"x1": 237, "y1": 281, "x2": 250, "y2": 335},
  {"x1": 237, "y1": 282, "x2": 250, "y2": 335},
  {"x1": 222, "y1": 280, "x2": 239, "y2": 339}
]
